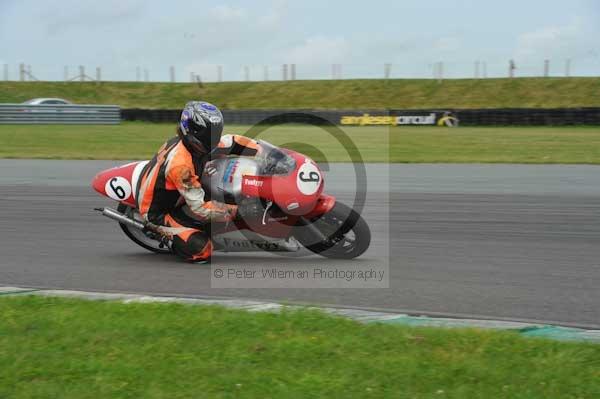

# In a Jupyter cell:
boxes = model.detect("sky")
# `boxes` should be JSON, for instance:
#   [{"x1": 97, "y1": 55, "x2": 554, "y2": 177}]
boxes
[{"x1": 1, "y1": 0, "x2": 599, "y2": 81}]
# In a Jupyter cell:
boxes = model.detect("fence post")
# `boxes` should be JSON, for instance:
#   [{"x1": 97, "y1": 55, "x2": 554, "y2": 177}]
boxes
[
  {"x1": 432, "y1": 62, "x2": 444, "y2": 82},
  {"x1": 509, "y1": 59, "x2": 516, "y2": 78},
  {"x1": 3, "y1": 64, "x2": 8, "y2": 81},
  {"x1": 331, "y1": 64, "x2": 342, "y2": 79},
  {"x1": 169, "y1": 66, "x2": 175, "y2": 83},
  {"x1": 543, "y1": 60, "x2": 549, "y2": 77},
  {"x1": 384, "y1": 63, "x2": 391, "y2": 79},
  {"x1": 217, "y1": 65, "x2": 223, "y2": 82}
]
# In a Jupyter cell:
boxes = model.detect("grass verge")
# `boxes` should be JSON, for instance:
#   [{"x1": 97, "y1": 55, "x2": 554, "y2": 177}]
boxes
[
  {"x1": 0, "y1": 296, "x2": 599, "y2": 398},
  {"x1": 2, "y1": 123, "x2": 600, "y2": 163},
  {"x1": 2, "y1": 78, "x2": 600, "y2": 109}
]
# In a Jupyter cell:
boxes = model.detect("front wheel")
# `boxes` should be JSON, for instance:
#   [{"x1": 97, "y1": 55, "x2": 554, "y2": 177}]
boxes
[
  {"x1": 116, "y1": 203, "x2": 171, "y2": 255},
  {"x1": 295, "y1": 202, "x2": 371, "y2": 259}
]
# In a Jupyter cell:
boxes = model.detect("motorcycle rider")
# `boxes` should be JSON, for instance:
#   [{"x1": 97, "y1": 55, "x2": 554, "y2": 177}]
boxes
[{"x1": 135, "y1": 100, "x2": 260, "y2": 263}]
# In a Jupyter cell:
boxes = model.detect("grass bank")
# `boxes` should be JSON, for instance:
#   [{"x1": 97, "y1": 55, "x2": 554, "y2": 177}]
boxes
[
  {"x1": 0, "y1": 296, "x2": 598, "y2": 398},
  {"x1": 1, "y1": 123, "x2": 600, "y2": 163},
  {"x1": 2, "y1": 78, "x2": 600, "y2": 109}
]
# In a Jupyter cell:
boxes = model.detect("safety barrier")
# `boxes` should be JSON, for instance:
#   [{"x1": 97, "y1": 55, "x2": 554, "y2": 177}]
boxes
[
  {"x1": 122, "y1": 107, "x2": 600, "y2": 126},
  {"x1": 0, "y1": 104, "x2": 121, "y2": 124},
  {"x1": 449, "y1": 108, "x2": 600, "y2": 126}
]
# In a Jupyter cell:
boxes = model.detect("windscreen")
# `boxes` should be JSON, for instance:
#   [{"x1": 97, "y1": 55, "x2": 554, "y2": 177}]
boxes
[{"x1": 256, "y1": 140, "x2": 296, "y2": 175}]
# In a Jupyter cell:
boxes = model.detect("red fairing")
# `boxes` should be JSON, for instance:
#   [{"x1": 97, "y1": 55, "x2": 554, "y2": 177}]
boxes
[
  {"x1": 304, "y1": 194, "x2": 337, "y2": 218},
  {"x1": 91, "y1": 161, "x2": 141, "y2": 207},
  {"x1": 241, "y1": 150, "x2": 324, "y2": 216}
]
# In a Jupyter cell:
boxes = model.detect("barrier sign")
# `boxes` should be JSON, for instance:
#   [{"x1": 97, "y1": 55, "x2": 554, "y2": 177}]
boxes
[{"x1": 340, "y1": 112, "x2": 459, "y2": 127}]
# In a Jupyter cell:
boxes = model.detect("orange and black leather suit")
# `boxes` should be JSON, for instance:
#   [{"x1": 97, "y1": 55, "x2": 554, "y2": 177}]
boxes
[{"x1": 135, "y1": 133, "x2": 259, "y2": 262}]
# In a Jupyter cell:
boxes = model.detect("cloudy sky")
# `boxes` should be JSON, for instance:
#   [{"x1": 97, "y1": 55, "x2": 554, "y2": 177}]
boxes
[{"x1": 1, "y1": 0, "x2": 599, "y2": 81}]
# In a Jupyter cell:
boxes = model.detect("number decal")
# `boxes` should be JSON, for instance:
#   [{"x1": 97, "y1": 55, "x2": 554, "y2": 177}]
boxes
[
  {"x1": 299, "y1": 171, "x2": 320, "y2": 183},
  {"x1": 296, "y1": 161, "x2": 321, "y2": 195},
  {"x1": 104, "y1": 176, "x2": 132, "y2": 201},
  {"x1": 109, "y1": 178, "x2": 126, "y2": 199}
]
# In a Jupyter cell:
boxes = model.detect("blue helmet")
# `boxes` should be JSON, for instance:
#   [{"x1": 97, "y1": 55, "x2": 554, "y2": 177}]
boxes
[{"x1": 179, "y1": 101, "x2": 224, "y2": 154}]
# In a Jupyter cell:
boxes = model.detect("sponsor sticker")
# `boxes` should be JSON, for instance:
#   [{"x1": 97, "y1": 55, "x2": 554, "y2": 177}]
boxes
[
  {"x1": 223, "y1": 160, "x2": 239, "y2": 183},
  {"x1": 243, "y1": 178, "x2": 263, "y2": 187},
  {"x1": 340, "y1": 112, "x2": 459, "y2": 126},
  {"x1": 287, "y1": 202, "x2": 300, "y2": 210},
  {"x1": 205, "y1": 166, "x2": 217, "y2": 176}
]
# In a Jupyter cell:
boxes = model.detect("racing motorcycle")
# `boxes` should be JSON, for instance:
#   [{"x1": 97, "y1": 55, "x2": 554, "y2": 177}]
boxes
[{"x1": 92, "y1": 140, "x2": 370, "y2": 259}]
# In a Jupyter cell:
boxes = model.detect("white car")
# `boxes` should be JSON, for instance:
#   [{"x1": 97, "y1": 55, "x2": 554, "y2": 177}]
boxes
[{"x1": 22, "y1": 98, "x2": 72, "y2": 105}]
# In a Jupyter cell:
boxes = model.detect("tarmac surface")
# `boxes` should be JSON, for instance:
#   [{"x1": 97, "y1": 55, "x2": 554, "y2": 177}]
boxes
[{"x1": 1, "y1": 160, "x2": 599, "y2": 327}]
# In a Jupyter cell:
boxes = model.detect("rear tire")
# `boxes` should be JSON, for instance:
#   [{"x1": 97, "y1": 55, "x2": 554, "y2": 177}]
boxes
[
  {"x1": 295, "y1": 202, "x2": 371, "y2": 259},
  {"x1": 117, "y1": 203, "x2": 171, "y2": 255}
]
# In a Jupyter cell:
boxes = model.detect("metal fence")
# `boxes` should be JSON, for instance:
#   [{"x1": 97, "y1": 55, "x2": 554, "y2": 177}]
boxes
[
  {"x1": 1, "y1": 59, "x2": 587, "y2": 83},
  {"x1": 0, "y1": 104, "x2": 121, "y2": 124}
]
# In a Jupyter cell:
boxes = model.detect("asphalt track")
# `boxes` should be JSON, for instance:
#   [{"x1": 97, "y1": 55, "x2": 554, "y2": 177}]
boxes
[{"x1": 1, "y1": 160, "x2": 599, "y2": 328}]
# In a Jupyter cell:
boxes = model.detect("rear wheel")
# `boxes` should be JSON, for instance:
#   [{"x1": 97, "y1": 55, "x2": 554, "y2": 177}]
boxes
[
  {"x1": 116, "y1": 203, "x2": 171, "y2": 254},
  {"x1": 295, "y1": 202, "x2": 371, "y2": 259}
]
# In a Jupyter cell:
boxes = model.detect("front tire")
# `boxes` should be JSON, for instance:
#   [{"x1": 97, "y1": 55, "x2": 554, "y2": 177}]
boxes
[
  {"x1": 117, "y1": 203, "x2": 171, "y2": 255},
  {"x1": 295, "y1": 202, "x2": 371, "y2": 259}
]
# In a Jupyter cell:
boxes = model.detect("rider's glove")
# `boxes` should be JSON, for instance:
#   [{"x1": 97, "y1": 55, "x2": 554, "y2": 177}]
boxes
[{"x1": 222, "y1": 204, "x2": 238, "y2": 222}]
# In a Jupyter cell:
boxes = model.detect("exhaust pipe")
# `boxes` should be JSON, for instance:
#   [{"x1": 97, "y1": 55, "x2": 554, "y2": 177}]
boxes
[{"x1": 95, "y1": 207, "x2": 146, "y2": 230}]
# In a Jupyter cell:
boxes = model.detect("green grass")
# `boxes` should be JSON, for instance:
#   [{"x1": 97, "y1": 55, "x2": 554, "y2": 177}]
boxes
[
  {"x1": 2, "y1": 122, "x2": 600, "y2": 163},
  {"x1": 2, "y1": 78, "x2": 600, "y2": 109},
  {"x1": 0, "y1": 296, "x2": 598, "y2": 398}
]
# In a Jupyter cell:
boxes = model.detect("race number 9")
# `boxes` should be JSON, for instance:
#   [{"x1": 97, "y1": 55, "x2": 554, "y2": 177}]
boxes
[{"x1": 105, "y1": 176, "x2": 132, "y2": 201}]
